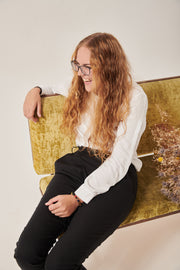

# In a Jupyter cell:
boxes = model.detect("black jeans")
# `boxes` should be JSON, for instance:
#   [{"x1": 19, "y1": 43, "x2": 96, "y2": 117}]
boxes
[{"x1": 14, "y1": 148, "x2": 137, "y2": 270}]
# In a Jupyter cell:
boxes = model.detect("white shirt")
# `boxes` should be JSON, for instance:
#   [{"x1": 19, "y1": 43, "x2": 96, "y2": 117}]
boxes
[{"x1": 40, "y1": 81, "x2": 148, "y2": 203}]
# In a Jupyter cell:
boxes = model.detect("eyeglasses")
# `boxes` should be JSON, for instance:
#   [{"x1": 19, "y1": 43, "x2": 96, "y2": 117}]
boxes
[{"x1": 71, "y1": 60, "x2": 92, "y2": 76}]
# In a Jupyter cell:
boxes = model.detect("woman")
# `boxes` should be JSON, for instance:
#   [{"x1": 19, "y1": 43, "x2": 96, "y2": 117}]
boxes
[{"x1": 14, "y1": 32, "x2": 148, "y2": 270}]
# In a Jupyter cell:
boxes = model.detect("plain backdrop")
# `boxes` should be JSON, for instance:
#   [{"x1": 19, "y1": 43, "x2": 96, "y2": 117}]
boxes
[{"x1": 0, "y1": 0, "x2": 180, "y2": 269}]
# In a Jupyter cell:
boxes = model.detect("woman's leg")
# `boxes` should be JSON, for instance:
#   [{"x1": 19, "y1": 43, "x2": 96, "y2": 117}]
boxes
[
  {"x1": 15, "y1": 149, "x2": 137, "y2": 270},
  {"x1": 44, "y1": 164, "x2": 137, "y2": 270},
  {"x1": 14, "y1": 174, "x2": 78, "y2": 270},
  {"x1": 14, "y1": 150, "x2": 101, "y2": 270}
]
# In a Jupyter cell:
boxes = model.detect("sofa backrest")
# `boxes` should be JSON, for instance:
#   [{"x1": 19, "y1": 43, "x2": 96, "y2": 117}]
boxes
[
  {"x1": 29, "y1": 76, "x2": 180, "y2": 175},
  {"x1": 137, "y1": 77, "x2": 180, "y2": 155}
]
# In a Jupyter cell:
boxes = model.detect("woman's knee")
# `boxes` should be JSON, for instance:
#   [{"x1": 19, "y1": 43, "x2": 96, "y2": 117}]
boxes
[
  {"x1": 14, "y1": 239, "x2": 44, "y2": 270},
  {"x1": 14, "y1": 242, "x2": 32, "y2": 269}
]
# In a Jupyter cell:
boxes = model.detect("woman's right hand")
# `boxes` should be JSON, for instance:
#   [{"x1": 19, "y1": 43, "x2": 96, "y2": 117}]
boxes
[{"x1": 23, "y1": 87, "x2": 42, "y2": 122}]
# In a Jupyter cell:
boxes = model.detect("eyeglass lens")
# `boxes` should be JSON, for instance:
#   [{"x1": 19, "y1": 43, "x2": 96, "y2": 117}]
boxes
[{"x1": 71, "y1": 61, "x2": 91, "y2": 75}]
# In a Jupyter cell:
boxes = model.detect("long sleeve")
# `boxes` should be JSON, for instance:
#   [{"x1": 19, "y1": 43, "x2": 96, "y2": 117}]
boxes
[{"x1": 75, "y1": 84, "x2": 148, "y2": 203}]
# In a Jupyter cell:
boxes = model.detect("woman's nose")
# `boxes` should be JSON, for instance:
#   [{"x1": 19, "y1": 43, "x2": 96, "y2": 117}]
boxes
[{"x1": 78, "y1": 68, "x2": 83, "y2": 76}]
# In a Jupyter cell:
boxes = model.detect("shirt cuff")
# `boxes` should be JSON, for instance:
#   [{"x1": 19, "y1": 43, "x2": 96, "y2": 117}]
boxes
[
  {"x1": 38, "y1": 85, "x2": 55, "y2": 96},
  {"x1": 75, "y1": 184, "x2": 96, "y2": 204}
]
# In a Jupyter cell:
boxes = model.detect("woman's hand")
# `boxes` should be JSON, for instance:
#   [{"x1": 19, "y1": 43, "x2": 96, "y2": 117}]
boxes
[
  {"x1": 45, "y1": 194, "x2": 80, "y2": 217},
  {"x1": 23, "y1": 87, "x2": 42, "y2": 122}
]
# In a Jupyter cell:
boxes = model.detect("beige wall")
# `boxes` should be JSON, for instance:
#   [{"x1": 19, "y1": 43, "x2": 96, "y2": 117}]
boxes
[{"x1": 0, "y1": 0, "x2": 179, "y2": 269}]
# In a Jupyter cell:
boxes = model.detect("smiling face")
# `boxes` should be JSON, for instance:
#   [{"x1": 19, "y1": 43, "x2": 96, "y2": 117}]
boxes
[{"x1": 76, "y1": 46, "x2": 93, "y2": 93}]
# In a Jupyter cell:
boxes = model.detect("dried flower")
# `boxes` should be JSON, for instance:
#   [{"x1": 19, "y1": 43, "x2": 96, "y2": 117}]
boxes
[
  {"x1": 151, "y1": 105, "x2": 180, "y2": 204},
  {"x1": 157, "y1": 157, "x2": 163, "y2": 163}
]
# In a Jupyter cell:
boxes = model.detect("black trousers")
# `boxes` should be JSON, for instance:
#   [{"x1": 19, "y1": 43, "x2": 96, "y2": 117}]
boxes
[{"x1": 14, "y1": 148, "x2": 137, "y2": 270}]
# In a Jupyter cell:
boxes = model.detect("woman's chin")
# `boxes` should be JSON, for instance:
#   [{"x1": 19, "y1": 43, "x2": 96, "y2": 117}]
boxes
[{"x1": 85, "y1": 85, "x2": 92, "y2": 92}]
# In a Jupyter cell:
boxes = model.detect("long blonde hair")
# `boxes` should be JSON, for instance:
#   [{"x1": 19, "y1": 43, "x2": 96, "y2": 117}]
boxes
[{"x1": 61, "y1": 33, "x2": 132, "y2": 161}]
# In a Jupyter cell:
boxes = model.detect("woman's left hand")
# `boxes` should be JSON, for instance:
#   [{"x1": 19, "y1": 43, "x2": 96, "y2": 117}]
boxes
[{"x1": 45, "y1": 194, "x2": 79, "y2": 217}]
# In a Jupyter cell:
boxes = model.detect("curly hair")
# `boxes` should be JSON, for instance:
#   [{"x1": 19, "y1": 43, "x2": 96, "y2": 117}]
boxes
[{"x1": 61, "y1": 32, "x2": 132, "y2": 161}]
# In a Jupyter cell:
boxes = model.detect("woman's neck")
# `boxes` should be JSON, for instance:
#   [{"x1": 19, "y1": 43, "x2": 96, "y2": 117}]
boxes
[{"x1": 87, "y1": 92, "x2": 98, "y2": 107}]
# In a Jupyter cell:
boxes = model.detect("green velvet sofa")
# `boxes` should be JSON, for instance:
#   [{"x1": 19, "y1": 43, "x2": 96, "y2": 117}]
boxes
[{"x1": 29, "y1": 76, "x2": 180, "y2": 228}]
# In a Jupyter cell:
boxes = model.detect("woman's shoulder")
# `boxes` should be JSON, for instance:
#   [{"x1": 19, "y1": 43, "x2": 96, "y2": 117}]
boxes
[
  {"x1": 130, "y1": 81, "x2": 148, "y2": 105},
  {"x1": 131, "y1": 80, "x2": 146, "y2": 96}
]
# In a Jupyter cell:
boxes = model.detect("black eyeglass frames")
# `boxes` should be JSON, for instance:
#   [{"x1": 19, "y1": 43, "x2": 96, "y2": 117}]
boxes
[{"x1": 71, "y1": 60, "x2": 92, "y2": 76}]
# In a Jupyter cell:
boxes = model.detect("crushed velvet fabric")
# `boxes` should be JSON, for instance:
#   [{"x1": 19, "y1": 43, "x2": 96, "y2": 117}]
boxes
[
  {"x1": 120, "y1": 156, "x2": 180, "y2": 228},
  {"x1": 29, "y1": 77, "x2": 180, "y2": 227},
  {"x1": 137, "y1": 77, "x2": 180, "y2": 155},
  {"x1": 29, "y1": 95, "x2": 76, "y2": 175}
]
